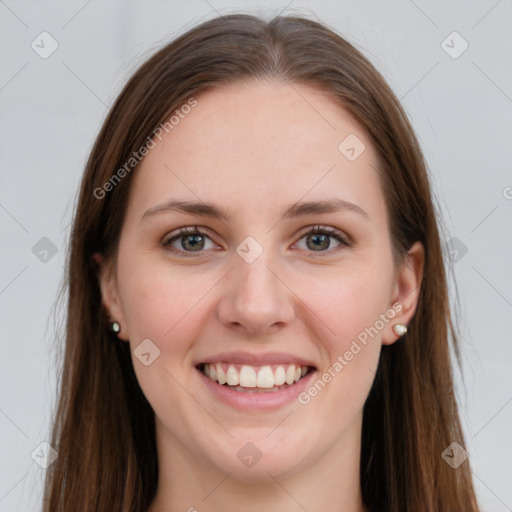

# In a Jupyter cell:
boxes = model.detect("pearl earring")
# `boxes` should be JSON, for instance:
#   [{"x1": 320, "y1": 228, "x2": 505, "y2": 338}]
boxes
[
  {"x1": 110, "y1": 321, "x2": 120, "y2": 334},
  {"x1": 392, "y1": 324, "x2": 407, "y2": 336}
]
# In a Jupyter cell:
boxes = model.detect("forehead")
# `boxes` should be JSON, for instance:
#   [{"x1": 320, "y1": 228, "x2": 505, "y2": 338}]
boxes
[{"x1": 127, "y1": 80, "x2": 386, "y2": 227}]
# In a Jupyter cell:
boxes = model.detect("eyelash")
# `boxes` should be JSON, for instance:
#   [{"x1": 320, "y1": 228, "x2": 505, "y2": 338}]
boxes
[{"x1": 162, "y1": 225, "x2": 351, "y2": 258}]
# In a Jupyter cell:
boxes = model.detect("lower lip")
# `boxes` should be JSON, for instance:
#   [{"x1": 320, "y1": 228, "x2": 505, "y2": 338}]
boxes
[{"x1": 197, "y1": 367, "x2": 317, "y2": 411}]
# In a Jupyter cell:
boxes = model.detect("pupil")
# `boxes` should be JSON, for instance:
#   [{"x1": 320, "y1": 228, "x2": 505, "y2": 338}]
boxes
[
  {"x1": 308, "y1": 234, "x2": 329, "y2": 251},
  {"x1": 183, "y1": 234, "x2": 204, "y2": 251}
]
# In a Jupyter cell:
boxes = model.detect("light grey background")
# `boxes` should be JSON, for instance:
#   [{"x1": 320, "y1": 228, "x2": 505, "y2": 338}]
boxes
[{"x1": 1, "y1": 1, "x2": 511, "y2": 511}]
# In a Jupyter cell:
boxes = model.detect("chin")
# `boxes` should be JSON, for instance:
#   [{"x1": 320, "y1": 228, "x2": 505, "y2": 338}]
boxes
[{"x1": 203, "y1": 435, "x2": 313, "y2": 483}]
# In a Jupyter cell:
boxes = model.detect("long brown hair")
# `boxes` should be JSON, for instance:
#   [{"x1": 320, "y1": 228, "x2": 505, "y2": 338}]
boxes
[{"x1": 42, "y1": 13, "x2": 480, "y2": 512}]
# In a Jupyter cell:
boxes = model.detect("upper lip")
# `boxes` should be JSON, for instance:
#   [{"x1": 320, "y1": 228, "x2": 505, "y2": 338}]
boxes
[{"x1": 195, "y1": 351, "x2": 317, "y2": 368}]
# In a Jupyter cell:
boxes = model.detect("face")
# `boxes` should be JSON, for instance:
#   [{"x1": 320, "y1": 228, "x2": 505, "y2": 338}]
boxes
[{"x1": 98, "y1": 80, "x2": 423, "y2": 483}]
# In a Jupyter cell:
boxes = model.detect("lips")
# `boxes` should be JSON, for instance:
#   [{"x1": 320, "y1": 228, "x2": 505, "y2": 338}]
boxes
[
  {"x1": 193, "y1": 352, "x2": 317, "y2": 415},
  {"x1": 194, "y1": 351, "x2": 317, "y2": 393}
]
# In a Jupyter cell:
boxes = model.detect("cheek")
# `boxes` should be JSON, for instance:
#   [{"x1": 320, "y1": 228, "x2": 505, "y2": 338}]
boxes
[
  {"x1": 117, "y1": 255, "x2": 214, "y2": 351},
  {"x1": 291, "y1": 266, "x2": 390, "y2": 411},
  {"x1": 299, "y1": 266, "x2": 391, "y2": 351},
  {"x1": 116, "y1": 262, "x2": 215, "y2": 419}
]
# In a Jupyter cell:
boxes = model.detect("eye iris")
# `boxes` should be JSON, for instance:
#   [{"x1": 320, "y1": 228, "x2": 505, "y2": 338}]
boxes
[
  {"x1": 307, "y1": 233, "x2": 330, "y2": 251},
  {"x1": 182, "y1": 234, "x2": 204, "y2": 251}
]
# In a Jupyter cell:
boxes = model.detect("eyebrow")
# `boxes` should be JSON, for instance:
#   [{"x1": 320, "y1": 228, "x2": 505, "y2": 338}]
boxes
[{"x1": 141, "y1": 197, "x2": 369, "y2": 222}]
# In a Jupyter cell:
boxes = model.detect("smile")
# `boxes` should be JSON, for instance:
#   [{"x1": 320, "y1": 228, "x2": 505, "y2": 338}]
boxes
[
  {"x1": 194, "y1": 351, "x2": 318, "y2": 410},
  {"x1": 199, "y1": 362, "x2": 312, "y2": 392}
]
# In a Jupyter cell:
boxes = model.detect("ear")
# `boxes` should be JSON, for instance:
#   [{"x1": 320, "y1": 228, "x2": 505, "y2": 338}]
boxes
[
  {"x1": 382, "y1": 241, "x2": 424, "y2": 346},
  {"x1": 93, "y1": 252, "x2": 130, "y2": 341}
]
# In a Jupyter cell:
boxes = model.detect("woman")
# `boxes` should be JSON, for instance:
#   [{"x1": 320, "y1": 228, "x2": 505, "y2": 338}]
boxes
[{"x1": 42, "y1": 13, "x2": 481, "y2": 512}]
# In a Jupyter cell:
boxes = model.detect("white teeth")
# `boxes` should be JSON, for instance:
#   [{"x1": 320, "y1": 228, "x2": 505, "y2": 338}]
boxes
[
  {"x1": 239, "y1": 365, "x2": 257, "y2": 387},
  {"x1": 216, "y1": 364, "x2": 227, "y2": 385},
  {"x1": 256, "y1": 366, "x2": 274, "y2": 388},
  {"x1": 285, "y1": 365, "x2": 296, "y2": 385},
  {"x1": 274, "y1": 366, "x2": 286, "y2": 385},
  {"x1": 226, "y1": 365, "x2": 239, "y2": 386},
  {"x1": 202, "y1": 362, "x2": 310, "y2": 389}
]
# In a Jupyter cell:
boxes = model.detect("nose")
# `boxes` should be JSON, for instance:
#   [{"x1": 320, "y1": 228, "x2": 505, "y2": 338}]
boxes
[{"x1": 216, "y1": 246, "x2": 295, "y2": 336}]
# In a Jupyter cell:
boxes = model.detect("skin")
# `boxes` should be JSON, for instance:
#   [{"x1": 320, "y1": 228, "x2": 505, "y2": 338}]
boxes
[{"x1": 96, "y1": 80, "x2": 424, "y2": 512}]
